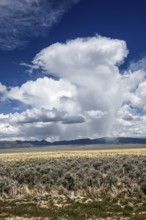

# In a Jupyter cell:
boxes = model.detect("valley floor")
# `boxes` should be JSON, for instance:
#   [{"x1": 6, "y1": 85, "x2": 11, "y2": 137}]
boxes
[{"x1": 0, "y1": 146, "x2": 146, "y2": 220}]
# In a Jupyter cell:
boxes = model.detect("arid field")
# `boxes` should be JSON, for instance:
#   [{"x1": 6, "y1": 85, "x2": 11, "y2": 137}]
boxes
[{"x1": 0, "y1": 145, "x2": 146, "y2": 220}]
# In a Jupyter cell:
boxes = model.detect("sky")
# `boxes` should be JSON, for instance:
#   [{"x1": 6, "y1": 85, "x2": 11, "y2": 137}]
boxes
[{"x1": 0, "y1": 0, "x2": 146, "y2": 141}]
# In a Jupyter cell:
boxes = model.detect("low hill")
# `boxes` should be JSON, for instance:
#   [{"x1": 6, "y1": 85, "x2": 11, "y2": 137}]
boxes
[{"x1": 0, "y1": 137, "x2": 146, "y2": 149}]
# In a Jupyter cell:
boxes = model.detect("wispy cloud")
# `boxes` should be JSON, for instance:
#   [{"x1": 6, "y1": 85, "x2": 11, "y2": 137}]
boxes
[
  {"x1": 129, "y1": 57, "x2": 146, "y2": 71},
  {"x1": 0, "y1": 0, "x2": 79, "y2": 50}
]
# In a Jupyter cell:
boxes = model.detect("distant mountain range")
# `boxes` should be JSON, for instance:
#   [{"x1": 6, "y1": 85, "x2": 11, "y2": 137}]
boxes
[{"x1": 0, "y1": 137, "x2": 146, "y2": 149}]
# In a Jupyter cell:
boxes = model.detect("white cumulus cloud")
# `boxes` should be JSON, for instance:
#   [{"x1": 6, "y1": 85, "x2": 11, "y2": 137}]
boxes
[
  {"x1": 7, "y1": 77, "x2": 77, "y2": 111},
  {"x1": 1, "y1": 35, "x2": 146, "y2": 140}
]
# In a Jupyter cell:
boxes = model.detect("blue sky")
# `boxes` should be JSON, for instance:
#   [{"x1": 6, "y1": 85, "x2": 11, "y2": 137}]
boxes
[{"x1": 0, "y1": 0, "x2": 146, "y2": 141}]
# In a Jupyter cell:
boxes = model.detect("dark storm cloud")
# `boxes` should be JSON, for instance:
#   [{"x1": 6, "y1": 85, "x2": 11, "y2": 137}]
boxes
[{"x1": 62, "y1": 115, "x2": 85, "y2": 124}]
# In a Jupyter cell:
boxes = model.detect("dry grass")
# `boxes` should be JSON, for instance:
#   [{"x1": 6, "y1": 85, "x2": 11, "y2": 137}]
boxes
[
  {"x1": 1, "y1": 146, "x2": 146, "y2": 219},
  {"x1": 0, "y1": 146, "x2": 146, "y2": 162}
]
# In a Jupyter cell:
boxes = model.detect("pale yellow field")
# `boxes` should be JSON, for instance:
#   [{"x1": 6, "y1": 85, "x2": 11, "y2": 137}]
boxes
[{"x1": 1, "y1": 146, "x2": 146, "y2": 161}]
